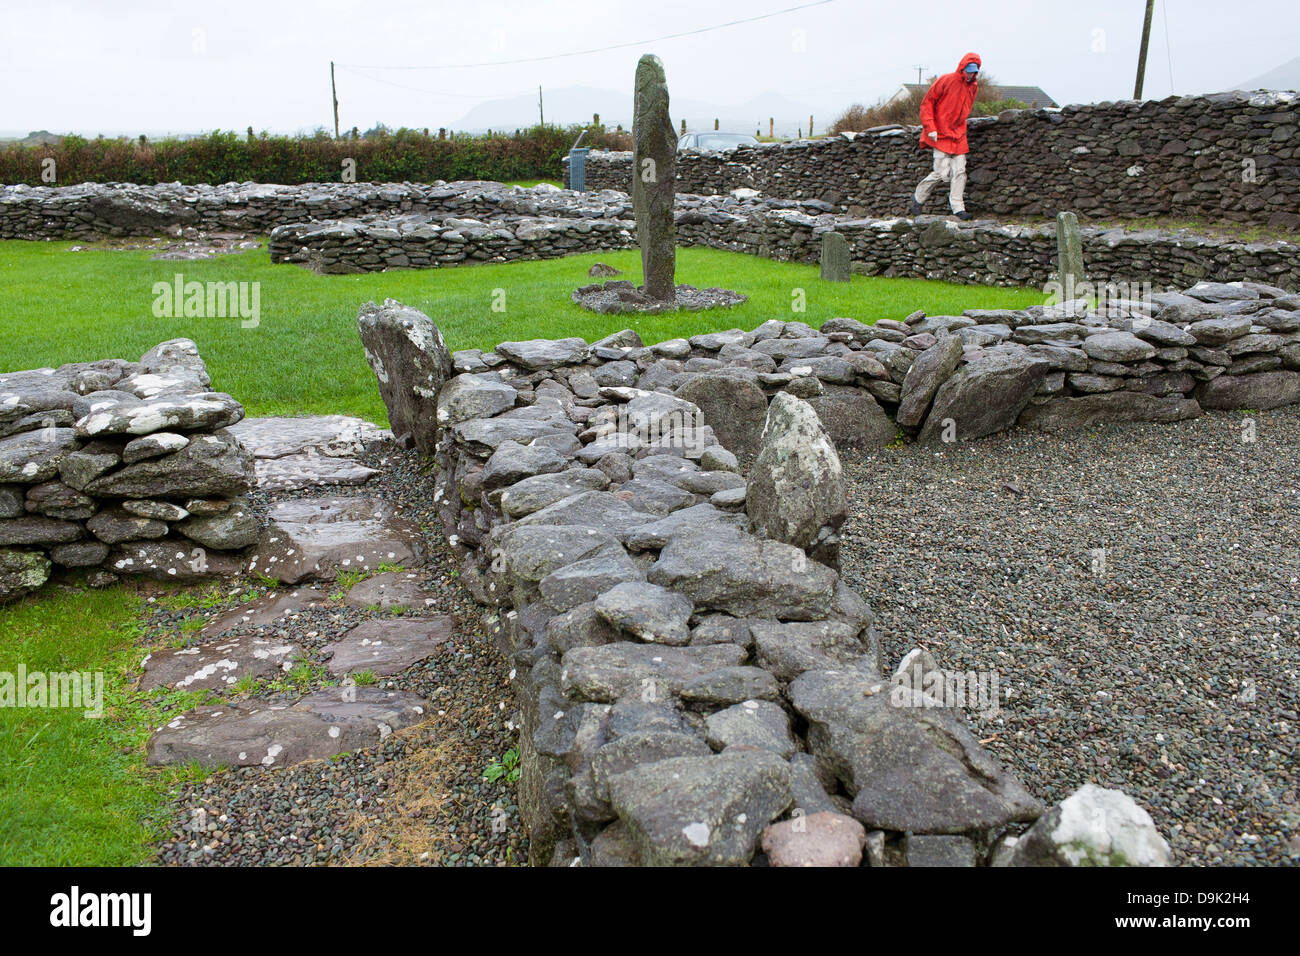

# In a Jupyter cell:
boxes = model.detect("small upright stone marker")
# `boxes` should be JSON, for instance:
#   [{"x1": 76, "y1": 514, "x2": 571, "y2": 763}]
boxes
[
  {"x1": 820, "y1": 232, "x2": 851, "y2": 282},
  {"x1": 1055, "y1": 211, "x2": 1085, "y2": 298},
  {"x1": 632, "y1": 54, "x2": 677, "y2": 303}
]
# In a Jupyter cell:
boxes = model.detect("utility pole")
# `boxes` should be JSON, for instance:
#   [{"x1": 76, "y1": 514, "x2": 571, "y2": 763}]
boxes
[
  {"x1": 913, "y1": 65, "x2": 927, "y2": 86},
  {"x1": 330, "y1": 61, "x2": 340, "y2": 138},
  {"x1": 1134, "y1": 0, "x2": 1155, "y2": 100},
  {"x1": 538, "y1": 85, "x2": 544, "y2": 126}
]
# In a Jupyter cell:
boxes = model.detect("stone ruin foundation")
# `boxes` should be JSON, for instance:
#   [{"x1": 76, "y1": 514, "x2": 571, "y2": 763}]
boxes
[{"x1": 355, "y1": 275, "x2": 1298, "y2": 865}]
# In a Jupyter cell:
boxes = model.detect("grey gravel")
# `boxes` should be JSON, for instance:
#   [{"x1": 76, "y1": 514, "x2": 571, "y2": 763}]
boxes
[{"x1": 840, "y1": 406, "x2": 1300, "y2": 866}]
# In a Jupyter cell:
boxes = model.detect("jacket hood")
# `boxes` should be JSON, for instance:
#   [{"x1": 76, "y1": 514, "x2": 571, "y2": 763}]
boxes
[{"x1": 956, "y1": 52, "x2": 981, "y2": 75}]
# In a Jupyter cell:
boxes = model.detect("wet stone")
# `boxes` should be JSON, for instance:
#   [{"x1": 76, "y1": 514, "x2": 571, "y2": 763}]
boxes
[
  {"x1": 704, "y1": 699, "x2": 796, "y2": 757},
  {"x1": 254, "y1": 496, "x2": 425, "y2": 584},
  {"x1": 343, "y1": 570, "x2": 435, "y2": 611},
  {"x1": 761, "y1": 811, "x2": 867, "y2": 867},
  {"x1": 145, "y1": 685, "x2": 430, "y2": 769},
  {"x1": 322, "y1": 616, "x2": 455, "y2": 676},
  {"x1": 139, "y1": 633, "x2": 303, "y2": 691}
]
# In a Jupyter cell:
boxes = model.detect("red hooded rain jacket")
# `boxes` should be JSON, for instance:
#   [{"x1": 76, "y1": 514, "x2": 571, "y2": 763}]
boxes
[{"x1": 918, "y1": 52, "x2": 981, "y2": 155}]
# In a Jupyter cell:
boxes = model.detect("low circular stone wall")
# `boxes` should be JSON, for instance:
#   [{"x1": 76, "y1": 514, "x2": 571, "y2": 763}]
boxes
[
  {"x1": 0, "y1": 180, "x2": 630, "y2": 241},
  {"x1": 268, "y1": 194, "x2": 1300, "y2": 292},
  {"x1": 403, "y1": 275, "x2": 1297, "y2": 865}
]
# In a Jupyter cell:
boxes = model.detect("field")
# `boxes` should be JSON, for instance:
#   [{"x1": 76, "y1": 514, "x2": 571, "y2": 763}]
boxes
[{"x1": 1, "y1": 241, "x2": 1048, "y2": 424}]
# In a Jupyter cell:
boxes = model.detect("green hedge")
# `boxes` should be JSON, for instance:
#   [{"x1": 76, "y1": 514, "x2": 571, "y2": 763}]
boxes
[{"x1": 0, "y1": 125, "x2": 631, "y2": 186}]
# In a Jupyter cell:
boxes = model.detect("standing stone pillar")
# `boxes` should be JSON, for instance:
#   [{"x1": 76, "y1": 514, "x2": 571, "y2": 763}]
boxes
[
  {"x1": 820, "y1": 232, "x2": 850, "y2": 282},
  {"x1": 1055, "y1": 211, "x2": 1085, "y2": 300},
  {"x1": 632, "y1": 54, "x2": 677, "y2": 303}
]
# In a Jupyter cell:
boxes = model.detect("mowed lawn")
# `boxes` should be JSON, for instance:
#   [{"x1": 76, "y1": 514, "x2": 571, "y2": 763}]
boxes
[{"x1": 1, "y1": 241, "x2": 1049, "y2": 426}]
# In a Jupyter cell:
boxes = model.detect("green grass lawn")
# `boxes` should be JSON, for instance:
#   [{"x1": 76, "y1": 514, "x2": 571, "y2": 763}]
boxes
[
  {"x1": 0, "y1": 583, "x2": 209, "y2": 865},
  {"x1": 1, "y1": 241, "x2": 1047, "y2": 426},
  {"x1": 0, "y1": 238, "x2": 1046, "y2": 864}
]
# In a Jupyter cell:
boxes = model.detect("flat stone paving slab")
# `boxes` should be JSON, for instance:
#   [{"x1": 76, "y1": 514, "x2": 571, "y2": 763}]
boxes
[
  {"x1": 145, "y1": 686, "x2": 430, "y2": 768},
  {"x1": 322, "y1": 617, "x2": 455, "y2": 676},
  {"x1": 228, "y1": 415, "x2": 391, "y2": 459},
  {"x1": 253, "y1": 496, "x2": 425, "y2": 584},
  {"x1": 139, "y1": 633, "x2": 303, "y2": 691},
  {"x1": 342, "y1": 570, "x2": 437, "y2": 611},
  {"x1": 252, "y1": 454, "x2": 379, "y2": 493}
]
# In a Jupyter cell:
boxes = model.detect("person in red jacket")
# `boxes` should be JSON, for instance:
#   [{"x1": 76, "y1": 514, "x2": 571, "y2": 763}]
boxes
[{"x1": 910, "y1": 52, "x2": 981, "y2": 220}]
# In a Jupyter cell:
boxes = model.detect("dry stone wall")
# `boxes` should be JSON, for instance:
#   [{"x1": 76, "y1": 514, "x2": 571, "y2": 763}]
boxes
[
  {"x1": 268, "y1": 192, "x2": 1300, "y2": 292},
  {"x1": 568, "y1": 91, "x2": 1300, "y2": 228},
  {"x1": 429, "y1": 323, "x2": 1042, "y2": 867},
  {"x1": 0, "y1": 339, "x2": 257, "y2": 603},
  {"x1": 7, "y1": 178, "x2": 1297, "y2": 290},
  {"x1": 0, "y1": 180, "x2": 628, "y2": 241},
  {"x1": 271, "y1": 212, "x2": 636, "y2": 274},
  {"x1": 411, "y1": 275, "x2": 1297, "y2": 865}
]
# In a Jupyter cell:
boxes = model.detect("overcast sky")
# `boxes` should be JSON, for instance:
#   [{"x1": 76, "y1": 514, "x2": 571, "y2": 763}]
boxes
[{"x1": 3, "y1": 0, "x2": 1298, "y2": 138}]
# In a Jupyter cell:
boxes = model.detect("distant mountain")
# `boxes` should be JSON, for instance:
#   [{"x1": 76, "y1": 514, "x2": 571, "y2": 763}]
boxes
[
  {"x1": 1234, "y1": 56, "x2": 1300, "y2": 92},
  {"x1": 452, "y1": 85, "x2": 822, "y2": 138},
  {"x1": 0, "y1": 130, "x2": 64, "y2": 145}
]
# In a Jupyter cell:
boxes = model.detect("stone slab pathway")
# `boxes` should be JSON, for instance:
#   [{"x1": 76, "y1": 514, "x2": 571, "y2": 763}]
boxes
[
  {"x1": 229, "y1": 415, "x2": 390, "y2": 492},
  {"x1": 322, "y1": 616, "x2": 455, "y2": 677},
  {"x1": 146, "y1": 686, "x2": 430, "y2": 768},
  {"x1": 199, "y1": 586, "x2": 332, "y2": 638},
  {"x1": 229, "y1": 415, "x2": 392, "y2": 459},
  {"x1": 253, "y1": 496, "x2": 425, "y2": 584},
  {"x1": 342, "y1": 570, "x2": 438, "y2": 610},
  {"x1": 139, "y1": 633, "x2": 302, "y2": 691}
]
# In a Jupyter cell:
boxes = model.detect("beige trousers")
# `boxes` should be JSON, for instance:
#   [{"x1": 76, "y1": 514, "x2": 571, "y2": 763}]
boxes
[{"x1": 914, "y1": 150, "x2": 968, "y2": 213}]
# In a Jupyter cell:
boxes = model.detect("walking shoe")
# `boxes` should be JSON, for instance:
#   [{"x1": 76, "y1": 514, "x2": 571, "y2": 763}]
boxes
[
  {"x1": 909, "y1": 197, "x2": 923, "y2": 216},
  {"x1": 954, "y1": 210, "x2": 973, "y2": 221}
]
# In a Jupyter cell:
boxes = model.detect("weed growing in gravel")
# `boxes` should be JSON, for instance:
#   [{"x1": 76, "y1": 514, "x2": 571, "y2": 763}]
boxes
[
  {"x1": 261, "y1": 661, "x2": 337, "y2": 696},
  {"x1": 230, "y1": 675, "x2": 257, "y2": 696},
  {"x1": 484, "y1": 748, "x2": 521, "y2": 784},
  {"x1": 352, "y1": 671, "x2": 378, "y2": 687},
  {"x1": 335, "y1": 569, "x2": 369, "y2": 590}
]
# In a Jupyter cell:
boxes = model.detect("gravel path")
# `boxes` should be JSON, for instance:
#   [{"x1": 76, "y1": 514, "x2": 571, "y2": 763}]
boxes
[
  {"x1": 150, "y1": 447, "x2": 527, "y2": 866},
  {"x1": 840, "y1": 406, "x2": 1300, "y2": 866}
]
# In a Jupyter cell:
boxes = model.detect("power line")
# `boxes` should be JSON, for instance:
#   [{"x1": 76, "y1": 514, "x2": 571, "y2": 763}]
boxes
[
  {"x1": 336, "y1": 65, "x2": 533, "y2": 99},
  {"x1": 336, "y1": 0, "x2": 838, "y2": 71}
]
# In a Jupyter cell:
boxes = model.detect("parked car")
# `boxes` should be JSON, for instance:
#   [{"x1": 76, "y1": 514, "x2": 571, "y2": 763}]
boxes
[{"x1": 677, "y1": 131, "x2": 759, "y2": 152}]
